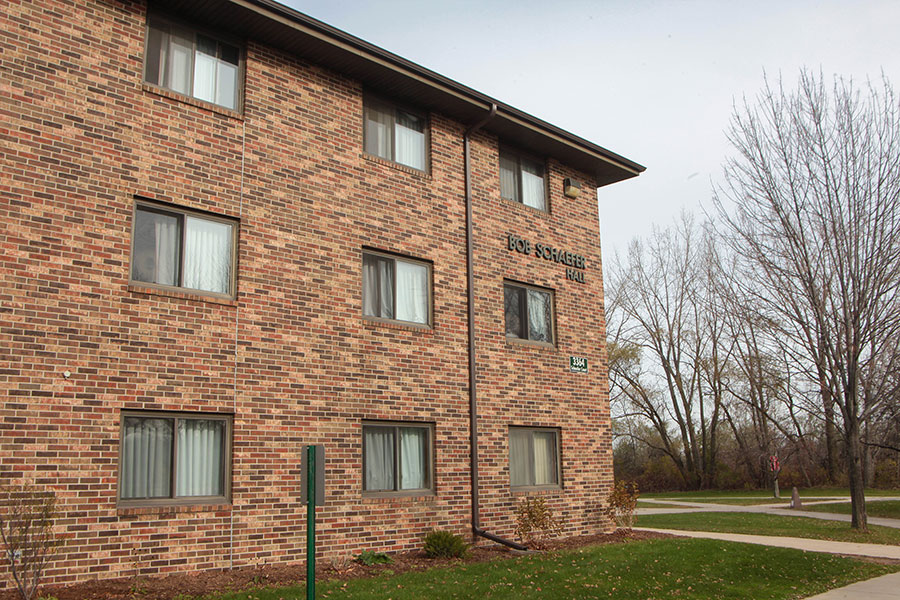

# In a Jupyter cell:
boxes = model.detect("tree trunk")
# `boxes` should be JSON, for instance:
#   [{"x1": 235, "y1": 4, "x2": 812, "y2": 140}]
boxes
[{"x1": 845, "y1": 417, "x2": 868, "y2": 531}]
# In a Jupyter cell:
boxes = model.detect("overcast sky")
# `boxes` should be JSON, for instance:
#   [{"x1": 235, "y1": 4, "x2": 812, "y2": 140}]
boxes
[{"x1": 284, "y1": 0, "x2": 900, "y2": 258}]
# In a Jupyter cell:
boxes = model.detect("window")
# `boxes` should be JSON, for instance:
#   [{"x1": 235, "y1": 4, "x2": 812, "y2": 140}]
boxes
[
  {"x1": 131, "y1": 201, "x2": 237, "y2": 297},
  {"x1": 500, "y1": 149, "x2": 546, "y2": 211},
  {"x1": 362, "y1": 251, "x2": 431, "y2": 325},
  {"x1": 509, "y1": 427, "x2": 560, "y2": 488},
  {"x1": 364, "y1": 97, "x2": 427, "y2": 171},
  {"x1": 504, "y1": 282, "x2": 554, "y2": 344},
  {"x1": 119, "y1": 412, "x2": 231, "y2": 504},
  {"x1": 144, "y1": 15, "x2": 242, "y2": 111},
  {"x1": 363, "y1": 422, "x2": 433, "y2": 493}
]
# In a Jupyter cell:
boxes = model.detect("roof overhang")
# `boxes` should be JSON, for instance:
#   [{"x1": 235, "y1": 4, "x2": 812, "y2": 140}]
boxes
[{"x1": 150, "y1": 0, "x2": 646, "y2": 187}]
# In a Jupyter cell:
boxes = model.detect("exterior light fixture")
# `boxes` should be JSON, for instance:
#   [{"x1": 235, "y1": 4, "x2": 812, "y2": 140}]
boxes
[{"x1": 563, "y1": 178, "x2": 581, "y2": 198}]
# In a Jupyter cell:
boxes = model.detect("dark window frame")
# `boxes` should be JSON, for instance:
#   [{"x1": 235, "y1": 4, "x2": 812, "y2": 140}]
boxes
[
  {"x1": 117, "y1": 410, "x2": 233, "y2": 507},
  {"x1": 363, "y1": 94, "x2": 430, "y2": 173},
  {"x1": 143, "y1": 12, "x2": 245, "y2": 112},
  {"x1": 129, "y1": 199, "x2": 239, "y2": 299},
  {"x1": 503, "y1": 281, "x2": 556, "y2": 345},
  {"x1": 362, "y1": 420, "x2": 435, "y2": 496},
  {"x1": 499, "y1": 147, "x2": 548, "y2": 212},
  {"x1": 362, "y1": 249, "x2": 433, "y2": 327},
  {"x1": 508, "y1": 426, "x2": 562, "y2": 490}
]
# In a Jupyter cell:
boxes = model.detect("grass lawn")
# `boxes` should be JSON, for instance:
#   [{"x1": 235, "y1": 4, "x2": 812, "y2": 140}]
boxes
[
  {"x1": 637, "y1": 512, "x2": 900, "y2": 545},
  {"x1": 804, "y1": 500, "x2": 900, "y2": 520},
  {"x1": 210, "y1": 538, "x2": 898, "y2": 600},
  {"x1": 637, "y1": 500, "x2": 696, "y2": 508},
  {"x1": 641, "y1": 498, "x2": 790, "y2": 506},
  {"x1": 642, "y1": 488, "x2": 899, "y2": 500}
]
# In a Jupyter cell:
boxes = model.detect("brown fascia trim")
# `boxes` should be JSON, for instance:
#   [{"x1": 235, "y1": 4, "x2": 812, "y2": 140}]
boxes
[{"x1": 221, "y1": 0, "x2": 646, "y2": 182}]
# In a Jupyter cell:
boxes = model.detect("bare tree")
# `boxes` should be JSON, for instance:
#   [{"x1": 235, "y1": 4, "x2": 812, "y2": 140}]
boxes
[
  {"x1": 714, "y1": 71, "x2": 900, "y2": 530},
  {"x1": 607, "y1": 215, "x2": 727, "y2": 489}
]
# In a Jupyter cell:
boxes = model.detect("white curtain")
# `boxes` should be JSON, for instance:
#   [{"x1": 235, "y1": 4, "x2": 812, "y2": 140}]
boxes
[
  {"x1": 122, "y1": 418, "x2": 172, "y2": 499},
  {"x1": 395, "y1": 260, "x2": 427, "y2": 324},
  {"x1": 499, "y1": 153, "x2": 518, "y2": 201},
  {"x1": 521, "y1": 161, "x2": 546, "y2": 210},
  {"x1": 527, "y1": 289, "x2": 551, "y2": 342},
  {"x1": 216, "y1": 60, "x2": 238, "y2": 110},
  {"x1": 395, "y1": 111, "x2": 425, "y2": 170},
  {"x1": 363, "y1": 254, "x2": 393, "y2": 319},
  {"x1": 509, "y1": 428, "x2": 531, "y2": 487},
  {"x1": 399, "y1": 428, "x2": 426, "y2": 489},
  {"x1": 184, "y1": 216, "x2": 232, "y2": 294},
  {"x1": 193, "y1": 50, "x2": 217, "y2": 105},
  {"x1": 151, "y1": 216, "x2": 178, "y2": 286},
  {"x1": 533, "y1": 431, "x2": 558, "y2": 485},
  {"x1": 365, "y1": 103, "x2": 392, "y2": 160},
  {"x1": 166, "y1": 30, "x2": 192, "y2": 97},
  {"x1": 176, "y1": 419, "x2": 225, "y2": 497},
  {"x1": 364, "y1": 427, "x2": 394, "y2": 491}
]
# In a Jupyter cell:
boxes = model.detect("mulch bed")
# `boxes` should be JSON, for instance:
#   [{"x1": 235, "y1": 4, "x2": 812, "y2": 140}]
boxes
[{"x1": 5, "y1": 530, "x2": 669, "y2": 600}]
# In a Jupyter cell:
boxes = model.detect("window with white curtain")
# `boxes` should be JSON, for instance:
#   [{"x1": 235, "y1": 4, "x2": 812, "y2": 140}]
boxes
[
  {"x1": 500, "y1": 148, "x2": 547, "y2": 211},
  {"x1": 504, "y1": 282, "x2": 554, "y2": 344},
  {"x1": 362, "y1": 251, "x2": 430, "y2": 325},
  {"x1": 144, "y1": 15, "x2": 242, "y2": 111},
  {"x1": 363, "y1": 422, "x2": 432, "y2": 493},
  {"x1": 119, "y1": 412, "x2": 230, "y2": 504},
  {"x1": 509, "y1": 427, "x2": 560, "y2": 488},
  {"x1": 131, "y1": 201, "x2": 237, "y2": 297},
  {"x1": 364, "y1": 97, "x2": 428, "y2": 171}
]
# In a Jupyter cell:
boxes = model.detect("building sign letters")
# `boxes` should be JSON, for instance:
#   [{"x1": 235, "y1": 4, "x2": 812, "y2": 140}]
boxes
[{"x1": 507, "y1": 234, "x2": 587, "y2": 283}]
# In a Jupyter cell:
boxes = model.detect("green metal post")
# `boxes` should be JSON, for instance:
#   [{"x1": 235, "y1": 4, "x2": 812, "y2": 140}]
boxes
[{"x1": 306, "y1": 444, "x2": 316, "y2": 600}]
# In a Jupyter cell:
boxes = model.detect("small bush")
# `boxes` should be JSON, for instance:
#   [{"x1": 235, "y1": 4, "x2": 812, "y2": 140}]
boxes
[
  {"x1": 514, "y1": 496, "x2": 561, "y2": 549},
  {"x1": 0, "y1": 481, "x2": 61, "y2": 600},
  {"x1": 606, "y1": 480, "x2": 639, "y2": 530},
  {"x1": 423, "y1": 530, "x2": 468, "y2": 559},
  {"x1": 354, "y1": 550, "x2": 392, "y2": 566}
]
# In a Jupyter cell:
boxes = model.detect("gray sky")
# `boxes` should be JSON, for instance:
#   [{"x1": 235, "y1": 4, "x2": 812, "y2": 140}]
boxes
[{"x1": 283, "y1": 0, "x2": 900, "y2": 257}]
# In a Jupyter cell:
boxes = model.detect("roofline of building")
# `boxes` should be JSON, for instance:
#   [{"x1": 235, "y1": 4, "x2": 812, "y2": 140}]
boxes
[{"x1": 164, "y1": 0, "x2": 645, "y2": 186}]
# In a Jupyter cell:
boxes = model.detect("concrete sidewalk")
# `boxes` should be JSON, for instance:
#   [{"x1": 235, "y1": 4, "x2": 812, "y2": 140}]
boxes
[
  {"x1": 634, "y1": 526, "x2": 900, "y2": 560},
  {"x1": 802, "y1": 571, "x2": 900, "y2": 599},
  {"x1": 636, "y1": 498, "x2": 900, "y2": 529}
]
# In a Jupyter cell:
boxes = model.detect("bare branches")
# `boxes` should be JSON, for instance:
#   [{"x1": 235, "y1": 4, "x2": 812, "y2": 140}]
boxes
[
  {"x1": 714, "y1": 70, "x2": 900, "y2": 530},
  {"x1": 0, "y1": 482, "x2": 61, "y2": 600}
]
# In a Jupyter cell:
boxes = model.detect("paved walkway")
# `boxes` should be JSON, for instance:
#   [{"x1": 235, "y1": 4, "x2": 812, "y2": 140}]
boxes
[
  {"x1": 634, "y1": 527, "x2": 900, "y2": 559},
  {"x1": 637, "y1": 496, "x2": 900, "y2": 529},
  {"x1": 802, "y1": 572, "x2": 900, "y2": 599},
  {"x1": 636, "y1": 496, "x2": 900, "y2": 598}
]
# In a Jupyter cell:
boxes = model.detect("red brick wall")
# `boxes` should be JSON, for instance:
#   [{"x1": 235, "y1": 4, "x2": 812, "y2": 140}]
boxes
[{"x1": 0, "y1": 0, "x2": 613, "y2": 586}]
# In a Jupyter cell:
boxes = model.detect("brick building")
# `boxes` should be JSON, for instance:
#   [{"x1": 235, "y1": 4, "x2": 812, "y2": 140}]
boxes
[{"x1": 0, "y1": 0, "x2": 644, "y2": 585}]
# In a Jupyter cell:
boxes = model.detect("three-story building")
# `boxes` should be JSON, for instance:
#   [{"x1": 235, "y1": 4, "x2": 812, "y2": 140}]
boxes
[{"x1": 0, "y1": 0, "x2": 644, "y2": 585}]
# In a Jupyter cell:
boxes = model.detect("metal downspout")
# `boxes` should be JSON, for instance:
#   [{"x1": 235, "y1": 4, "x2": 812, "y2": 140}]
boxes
[{"x1": 464, "y1": 105, "x2": 528, "y2": 552}]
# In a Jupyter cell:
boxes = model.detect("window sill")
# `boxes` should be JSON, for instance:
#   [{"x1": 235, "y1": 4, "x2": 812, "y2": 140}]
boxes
[
  {"x1": 127, "y1": 283, "x2": 238, "y2": 306},
  {"x1": 117, "y1": 502, "x2": 231, "y2": 517},
  {"x1": 505, "y1": 337, "x2": 556, "y2": 350},
  {"x1": 362, "y1": 492, "x2": 436, "y2": 502},
  {"x1": 502, "y1": 196, "x2": 550, "y2": 217},
  {"x1": 142, "y1": 83, "x2": 244, "y2": 121},
  {"x1": 362, "y1": 153, "x2": 431, "y2": 180},
  {"x1": 510, "y1": 486, "x2": 563, "y2": 495},
  {"x1": 363, "y1": 317, "x2": 433, "y2": 333}
]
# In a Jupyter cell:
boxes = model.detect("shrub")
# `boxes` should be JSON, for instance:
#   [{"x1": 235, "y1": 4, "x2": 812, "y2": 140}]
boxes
[
  {"x1": 423, "y1": 530, "x2": 468, "y2": 559},
  {"x1": 514, "y1": 496, "x2": 561, "y2": 549},
  {"x1": 0, "y1": 481, "x2": 61, "y2": 600},
  {"x1": 354, "y1": 550, "x2": 392, "y2": 566},
  {"x1": 606, "y1": 480, "x2": 639, "y2": 530}
]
